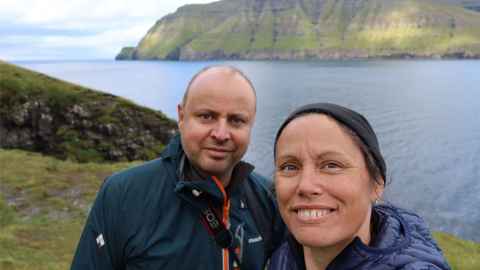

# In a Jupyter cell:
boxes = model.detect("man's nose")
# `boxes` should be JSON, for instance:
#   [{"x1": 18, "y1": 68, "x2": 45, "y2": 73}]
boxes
[{"x1": 211, "y1": 120, "x2": 231, "y2": 142}]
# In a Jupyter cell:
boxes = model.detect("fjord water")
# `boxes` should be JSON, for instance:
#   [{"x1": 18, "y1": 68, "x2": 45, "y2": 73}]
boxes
[{"x1": 16, "y1": 60, "x2": 480, "y2": 242}]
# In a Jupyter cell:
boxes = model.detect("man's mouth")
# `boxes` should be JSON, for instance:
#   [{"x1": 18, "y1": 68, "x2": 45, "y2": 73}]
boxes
[
  {"x1": 204, "y1": 147, "x2": 232, "y2": 158},
  {"x1": 205, "y1": 147, "x2": 231, "y2": 153}
]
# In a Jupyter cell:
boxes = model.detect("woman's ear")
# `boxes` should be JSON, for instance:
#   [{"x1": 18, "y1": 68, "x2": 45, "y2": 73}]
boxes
[{"x1": 371, "y1": 177, "x2": 385, "y2": 203}]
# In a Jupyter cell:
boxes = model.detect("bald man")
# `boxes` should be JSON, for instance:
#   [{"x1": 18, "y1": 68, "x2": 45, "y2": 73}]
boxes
[{"x1": 71, "y1": 66, "x2": 285, "y2": 270}]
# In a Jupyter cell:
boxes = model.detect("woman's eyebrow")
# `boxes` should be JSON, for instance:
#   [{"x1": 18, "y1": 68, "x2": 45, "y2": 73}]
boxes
[{"x1": 314, "y1": 151, "x2": 345, "y2": 160}]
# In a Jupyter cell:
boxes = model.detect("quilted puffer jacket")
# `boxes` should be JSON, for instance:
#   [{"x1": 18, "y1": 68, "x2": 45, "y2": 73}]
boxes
[{"x1": 268, "y1": 204, "x2": 451, "y2": 270}]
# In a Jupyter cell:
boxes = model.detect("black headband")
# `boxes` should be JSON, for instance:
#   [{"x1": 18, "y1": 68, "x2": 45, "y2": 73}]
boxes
[{"x1": 274, "y1": 103, "x2": 386, "y2": 181}]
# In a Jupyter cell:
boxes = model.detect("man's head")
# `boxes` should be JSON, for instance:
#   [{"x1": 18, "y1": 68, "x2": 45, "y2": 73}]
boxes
[{"x1": 177, "y1": 66, "x2": 257, "y2": 185}]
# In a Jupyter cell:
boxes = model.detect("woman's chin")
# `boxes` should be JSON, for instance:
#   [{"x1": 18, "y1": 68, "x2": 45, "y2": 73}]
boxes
[{"x1": 291, "y1": 227, "x2": 352, "y2": 250}]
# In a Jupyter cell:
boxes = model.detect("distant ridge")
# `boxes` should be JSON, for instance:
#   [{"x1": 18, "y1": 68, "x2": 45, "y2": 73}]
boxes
[{"x1": 117, "y1": 0, "x2": 480, "y2": 60}]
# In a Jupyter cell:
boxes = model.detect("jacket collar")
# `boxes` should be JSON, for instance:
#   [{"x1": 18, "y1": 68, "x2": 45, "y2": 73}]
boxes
[
  {"x1": 287, "y1": 204, "x2": 411, "y2": 270},
  {"x1": 162, "y1": 134, "x2": 254, "y2": 204},
  {"x1": 160, "y1": 133, "x2": 183, "y2": 161}
]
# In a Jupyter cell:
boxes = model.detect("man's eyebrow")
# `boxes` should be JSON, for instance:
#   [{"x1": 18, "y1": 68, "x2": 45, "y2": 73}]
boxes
[
  {"x1": 228, "y1": 111, "x2": 249, "y2": 117},
  {"x1": 193, "y1": 108, "x2": 217, "y2": 114}
]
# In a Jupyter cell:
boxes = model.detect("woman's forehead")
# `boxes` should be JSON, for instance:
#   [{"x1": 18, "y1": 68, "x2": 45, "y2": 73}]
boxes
[{"x1": 276, "y1": 114, "x2": 362, "y2": 158}]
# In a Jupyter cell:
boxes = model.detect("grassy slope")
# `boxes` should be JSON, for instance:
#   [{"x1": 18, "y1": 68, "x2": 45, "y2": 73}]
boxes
[
  {"x1": 135, "y1": 2, "x2": 236, "y2": 59},
  {"x1": 0, "y1": 61, "x2": 175, "y2": 162},
  {"x1": 127, "y1": 0, "x2": 480, "y2": 59},
  {"x1": 434, "y1": 231, "x2": 480, "y2": 270},
  {"x1": 0, "y1": 149, "x2": 140, "y2": 270},
  {"x1": 343, "y1": 0, "x2": 480, "y2": 53},
  {"x1": 0, "y1": 60, "x2": 168, "y2": 121},
  {"x1": 0, "y1": 149, "x2": 479, "y2": 269}
]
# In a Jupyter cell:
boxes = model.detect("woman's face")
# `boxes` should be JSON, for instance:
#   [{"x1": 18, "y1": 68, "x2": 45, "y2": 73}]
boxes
[{"x1": 275, "y1": 114, "x2": 383, "y2": 249}]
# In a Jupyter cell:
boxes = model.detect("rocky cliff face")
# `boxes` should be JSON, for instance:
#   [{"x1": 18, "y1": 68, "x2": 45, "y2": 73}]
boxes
[
  {"x1": 117, "y1": 0, "x2": 480, "y2": 60},
  {"x1": 0, "y1": 61, "x2": 177, "y2": 162}
]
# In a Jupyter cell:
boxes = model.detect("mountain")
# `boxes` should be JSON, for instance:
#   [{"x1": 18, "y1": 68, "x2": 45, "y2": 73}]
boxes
[
  {"x1": 116, "y1": 0, "x2": 480, "y2": 60},
  {"x1": 0, "y1": 61, "x2": 177, "y2": 162}
]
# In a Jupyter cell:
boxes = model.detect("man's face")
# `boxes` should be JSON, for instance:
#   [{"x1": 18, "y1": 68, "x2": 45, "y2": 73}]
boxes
[{"x1": 178, "y1": 68, "x2": 256, "y2": 185}]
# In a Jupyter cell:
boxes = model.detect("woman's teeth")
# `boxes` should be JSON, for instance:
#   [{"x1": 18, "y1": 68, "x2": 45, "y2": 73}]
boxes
[{"x1": 297, "y1": 209, "x2": 333, "y2": 220}]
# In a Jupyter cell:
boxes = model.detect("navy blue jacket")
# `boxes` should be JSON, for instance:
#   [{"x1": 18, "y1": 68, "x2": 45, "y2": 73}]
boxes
[
  {"x1": 269, "y1": 204, "x2": 451, "y2": 270},
  {"x1": 71, "y1": 135, "x2": 285, "y2": 270}
]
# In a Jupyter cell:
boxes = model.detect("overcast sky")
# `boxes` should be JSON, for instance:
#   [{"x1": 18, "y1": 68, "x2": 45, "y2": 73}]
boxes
[{"x1": 0, "y1": 0, "x2": 215, "y2": 61}]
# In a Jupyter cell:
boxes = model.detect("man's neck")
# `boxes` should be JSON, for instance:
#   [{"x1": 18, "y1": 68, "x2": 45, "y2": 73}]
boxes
[
  {"x1": 185, "y1": 159, "x2": 232, "y2": 187},
  {"x1": 210, "y1": 171, "x2": 232, "y2": 187}
]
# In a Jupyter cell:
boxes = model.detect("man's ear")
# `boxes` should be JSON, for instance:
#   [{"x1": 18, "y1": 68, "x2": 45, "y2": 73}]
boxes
[{"x1": 177, "y1": 104, "x2": 184, "y2": 127}]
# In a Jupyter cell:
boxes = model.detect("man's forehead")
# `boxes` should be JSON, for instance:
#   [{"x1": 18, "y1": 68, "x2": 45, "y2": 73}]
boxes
[
  {"x1": 187, "y1": 90, "x2": 255, "y2": 115},
  {"x1": 184, "y1": 66, "x2": 256, "y2": 108},
  {"x1": 190, "y1": 67, "x2": 250, "y2": 91},
  {"x1": 185, "y1": 68, "x2": 256, "y2": 107}
]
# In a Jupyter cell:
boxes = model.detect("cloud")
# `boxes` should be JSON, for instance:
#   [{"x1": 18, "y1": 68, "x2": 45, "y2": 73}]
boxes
[{"x1": 0, "y1": 0, "x2": 215, "y2": 60}]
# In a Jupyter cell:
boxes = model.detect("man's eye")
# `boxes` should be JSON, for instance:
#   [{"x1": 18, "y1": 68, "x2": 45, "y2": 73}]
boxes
[
  {"x1": 199, "y1": 114, "x2": 213, "y2": 120},
  {"x1": 230, "y1": 117, "x2": 246, "y2": 126}
]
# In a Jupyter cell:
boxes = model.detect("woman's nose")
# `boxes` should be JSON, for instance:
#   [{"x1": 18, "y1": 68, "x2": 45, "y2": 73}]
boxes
[{"x1": 297, "y1": 167, "x2": 324, "y2": 197}]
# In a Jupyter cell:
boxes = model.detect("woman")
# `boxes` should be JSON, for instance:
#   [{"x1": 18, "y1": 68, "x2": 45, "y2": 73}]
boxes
[{"x1": 269, "y1": 103, "x2": 450, "y2": 270}]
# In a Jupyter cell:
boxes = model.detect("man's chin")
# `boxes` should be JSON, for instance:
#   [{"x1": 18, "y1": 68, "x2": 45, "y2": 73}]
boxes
[{"x1": 199, "y1": 160, "x2": 232, "y2": 178}]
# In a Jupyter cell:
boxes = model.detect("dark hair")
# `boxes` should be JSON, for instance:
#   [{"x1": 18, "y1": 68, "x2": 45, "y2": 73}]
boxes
[
  {"x1": 182, "y1": 65, "x2": 257, "y2": 107},
  {"x1": 337, "y1": 120, "x2": 385, "y2": 186}
]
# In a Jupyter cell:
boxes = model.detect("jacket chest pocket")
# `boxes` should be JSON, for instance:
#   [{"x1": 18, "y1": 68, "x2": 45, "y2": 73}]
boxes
[{"x1": 230, "y1": 217, "x2": 266, "y2": 269}]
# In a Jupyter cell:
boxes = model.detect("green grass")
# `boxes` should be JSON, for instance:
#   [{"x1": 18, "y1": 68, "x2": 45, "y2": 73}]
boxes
[
  {"x1": 0, "y1": 149, "x2": 140, "y2": 270},
  {"x1": 434, "y1": 231, "x2": 480, "y2": 270},
  {"x1": 0, "y1": 149, "x2": 479, "y2": 269}
]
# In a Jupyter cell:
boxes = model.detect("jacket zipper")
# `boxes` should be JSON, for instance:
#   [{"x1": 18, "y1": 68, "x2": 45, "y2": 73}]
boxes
[{"x1": 211, "y1": 176, "x2": 231, "y2": 270}]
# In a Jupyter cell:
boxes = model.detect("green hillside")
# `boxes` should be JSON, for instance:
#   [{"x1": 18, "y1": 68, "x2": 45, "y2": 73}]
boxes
[
  {"x1": 0, "y1": 61, "x2": 177, "y2": 162},
  {"x1": 0, "y1": 149, "x2": 479, "y2": 269},
  {"x1": 117, "y1": 0, "x2": 480, "y2": 60},
  {"x1": 0, "y1": 150, "x2": 140, "y2": 270},
  {"x1": 434, "y1": 231, "x2": 480, "y2": 269}
]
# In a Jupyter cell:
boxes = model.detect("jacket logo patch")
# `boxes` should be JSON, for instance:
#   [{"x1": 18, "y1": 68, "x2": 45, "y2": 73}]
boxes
[
  {"x1": 248, "y1": 236, "x2": 262, "y2": 243},
  {"x1": 96, "y1": 234, "x2": 105, "y2": 248}
]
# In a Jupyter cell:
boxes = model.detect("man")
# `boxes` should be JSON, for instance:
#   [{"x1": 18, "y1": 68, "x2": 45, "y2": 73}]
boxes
[{"x1": 71, "y1": 66, "x2": 284, "y2": 270}]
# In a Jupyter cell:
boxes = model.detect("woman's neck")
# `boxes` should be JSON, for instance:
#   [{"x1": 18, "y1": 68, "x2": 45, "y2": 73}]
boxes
[
  {"x1": 303, "y1": 241, "x2": 349, "y2": 270},
  {"x1": 303, "y1": 210, "x2": 374, "y2": 270}
]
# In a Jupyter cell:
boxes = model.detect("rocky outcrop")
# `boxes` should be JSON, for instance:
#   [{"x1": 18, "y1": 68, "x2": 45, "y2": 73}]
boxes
[
  {"x1": 0, "y1": 61, "x2": 177, "y2": 162},
  {"x1": 117, "y1": 0, "x2": 480, "y2": 60},
  {"x1": 115, "y1": 47, "x2": 136, "y2": 60}
]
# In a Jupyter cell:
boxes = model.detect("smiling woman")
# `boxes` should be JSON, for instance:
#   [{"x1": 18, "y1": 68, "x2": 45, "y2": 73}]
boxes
[{"x1": 269, "y1": 103, "x2": 451, "y2": 270}]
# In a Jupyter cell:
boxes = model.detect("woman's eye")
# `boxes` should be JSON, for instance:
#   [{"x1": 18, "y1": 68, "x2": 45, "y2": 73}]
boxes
[
  {"x1": 321, "y1": 162, "x2": 343, "y2": 171},
  {"x1": 279, "y1": 164, "x2": 298, "y2": 172}
]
